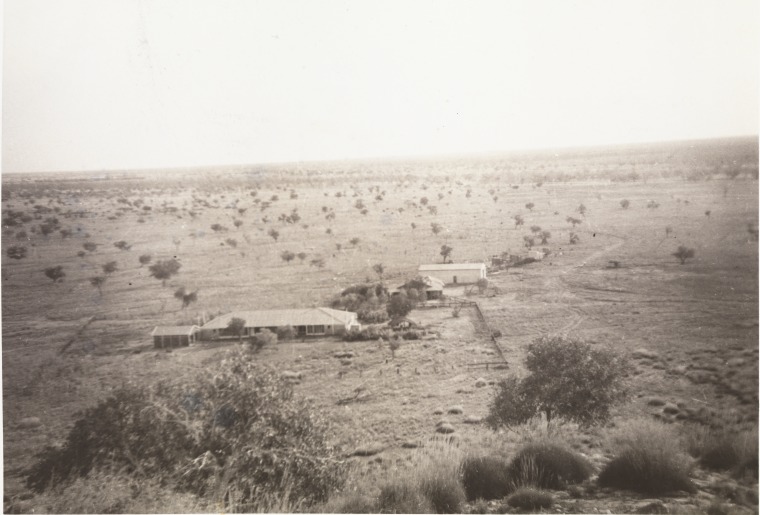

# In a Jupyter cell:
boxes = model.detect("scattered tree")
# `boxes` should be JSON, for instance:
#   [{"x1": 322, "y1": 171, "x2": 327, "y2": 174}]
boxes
[
  {"x1": 139, "y1": 254, "x2": 152, "y2": 266},
  {"x1": 174, "y1": 287, "x2": 198, "y2": 309},
  {"x1": 513, "y1": 215, "x2": 524, "y2": 228},
  {"x1": 389, "y1": 338, "x2": 401, "y2": 359},
  {"x1": 297, "y1": 252, "x2": 308, "y2": 263},
  {"x1": 620, "y1": 199, "x2": 630, "y2": 209},
  {"x1": 89, "y1": 276, "x2": 106, "y2": 296},
  {"x1": 566, "y1": 216, "x2": 582, "y2": 227},
  {"x1": 704, "y1": 210, "x2": 711, "y2": 218},
  {"x1": 267, "y1": 228, "x2": 280, "y2": 242},
  {"x1": 148, "y1": 258, "x2": 181, "y2": 286},
  {"x1": 477, "y1": 277, "x2": 489, "y2": 294},
  {"x1": 248, "y1": 328, "x2": 277, "y2": 352},
  {"x1": 525, "y1": 202, "x2": 535, "y2": 211},
  {"x1": 569, "y1": 232, "x2": 580, "y2": 244},
  {"x1": 372, "y1": 263, "x2": 385, "y2": 281},
  {"x1": 234, "y1": 220, "x2": 243, "y2": 229},
  {"x1": 280, "y1": 250, "x2": 295, "y2": 264},
  {"x1": 225, "y1": 238, "x2": 237, "y2": 248},
  {"x1": 114, "y1": 240, "x2": 131, "y2": 251},
  {"x1": 486, "y1": 336, "x2": 629, "y2": 430},
  {"x1": 577, "y1": 204, "x2": 587, "y2": 217},
  {"x1": 530, "y1": 225, "x2": 541, "y2": 234},
  {"x1": 102, "y1": 261, "x2": 118, "y2": 275},
  {"x1": 673, "y1": 246, "x2": 695, "y2": 265},
  {"x1": 431, "y1": 222, "x2": 442, "y2": 236},
  {"x1": 7, "y1": 245, "x2": 27, "y2": 259},
  {"x1": 440, "y1": 244, "x2": 453, "y2": 263},
  {"x1": 83, "y1": 242, "x2": 97, "y2": 253},
  {"x1": 540, "y1": 230, "x2": 551, "y2": 244},
  {"x1": 44, "y1": 266, "x2": 65, "y2": 283},
  {"x1": 349, "y1": 237, "x2": 360, "y2": 246},
  {"x1": 523, "y1": 236, "x2": 535, "y2": 248}
]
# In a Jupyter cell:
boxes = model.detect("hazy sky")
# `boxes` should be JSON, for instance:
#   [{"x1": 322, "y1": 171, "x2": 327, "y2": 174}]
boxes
[{"x1": 2, "y1": 0, "x2": 758, "y2": 173}]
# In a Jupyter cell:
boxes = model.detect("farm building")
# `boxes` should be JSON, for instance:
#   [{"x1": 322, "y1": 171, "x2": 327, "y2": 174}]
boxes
[
  {"x1": 418, "y1": 263, "x2": 486, "y2": 285},
  {"x1": 391, "y1": 275, "x2": 445, "y2": 300},
  {"x1": 151, "y1": 325, "x2": 200, "y2": 348},
  {"x1": 200, "y1": 307, "x2": 360, "y2": 339}
]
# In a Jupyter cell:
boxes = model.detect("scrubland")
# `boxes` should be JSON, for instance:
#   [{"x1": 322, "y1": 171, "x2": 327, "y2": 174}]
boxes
[{"x1": 2, "y1": 137, "x2": 758, "y2": 513}]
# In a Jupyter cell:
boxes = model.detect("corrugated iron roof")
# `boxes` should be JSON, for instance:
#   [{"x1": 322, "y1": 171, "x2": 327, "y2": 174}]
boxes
[
  {"x1": 152, "y1": 325, "x2": 199, "y2": 336},
  {"x1": 201, "y1": 307, "x2": 357, "y2": 331},
  {"x1": 418, "y1": 263, "x2": 486, "y2": 271}
]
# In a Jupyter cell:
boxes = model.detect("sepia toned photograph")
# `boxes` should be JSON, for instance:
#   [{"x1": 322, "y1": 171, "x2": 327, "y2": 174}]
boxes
[{"x1": 2, "y1": 1, "x2": 758, "y2": 513}]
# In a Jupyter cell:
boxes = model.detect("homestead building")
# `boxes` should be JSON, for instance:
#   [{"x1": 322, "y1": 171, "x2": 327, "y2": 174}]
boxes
[
  {"x1": 418, "y1": 263, "x2": 487, "y2": 285},
  {"x1": 151, "y1": 325, "x2": 200, "y2": 348},
  {"x1": 391, "y1": 275, "x2": 445, "y2": 300},
  {"x1": 200, "y1": 307, "x2": 360, "y2": 339}
]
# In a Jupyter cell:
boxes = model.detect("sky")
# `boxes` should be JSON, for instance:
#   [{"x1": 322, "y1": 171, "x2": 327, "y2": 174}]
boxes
[{"x1": 2, "y1": 0, "x2": 758, "y2": 173}]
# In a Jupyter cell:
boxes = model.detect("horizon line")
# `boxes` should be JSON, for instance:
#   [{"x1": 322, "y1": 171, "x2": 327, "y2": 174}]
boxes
[{"x1": 3, "y1": 133, "x2": 757, "y2": 177}]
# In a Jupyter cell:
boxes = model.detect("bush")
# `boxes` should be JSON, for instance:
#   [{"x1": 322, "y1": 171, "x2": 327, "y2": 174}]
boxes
[
  {"x1": 683, "y1": 424, "x2": 758, "y2": 475},
  {"x1": 26, "y1": 351, "x2": 345, "y2": 511},
  {"x1": 343, "y1": 326, "x2": 392, "y2": 342},
  {"x1": 486, "y1": 336, "x2": 629, "y2": 429},
  {"x1": 321, "y1": 493, "x2": 377, "y2": 513},
  {"x1": 276, "y1": 325, "x2": 295, "y2": 341},
  {"x1": 418, "y1": 469, "x2": 466, "y2": 513},
  {"x1": 460, "y1": 455, "x2": 511, "y2": 501},
  {"x1": 507, "y1": 442, "x2": 594, "y2": 490},
  {"x1": 401, "y1": 330, "x2": 422, "y2": 340},
  {"x1": 598, "y1": 419, "x2": 695, "y2": 495},
  {"x1": 247, "y1": 328, "x2": 277, "y2": 352},
  {"x1": 377, "y1": 482, "x2": 432, "y2": 514},
  {"x1": 506, "y1": 487, "x2": 553, "y2": 510}
]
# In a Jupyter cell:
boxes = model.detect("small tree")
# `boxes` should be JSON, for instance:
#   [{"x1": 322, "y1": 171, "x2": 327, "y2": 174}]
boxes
[
  {"x1": 297, "y1": 252, "x2": 308, "y2": 263},
  {"x1": 149, "y1": 258, "x2": 181, "y2": 286},
  {"x1": 44, "y1": 266, "x2": 65, "y2": 283},
  {"x1": 525, "y1": 202, "x2": 535, "y2": 211},
  {"x1": 89, "y1": 276, "x2": 106, "y2": 296},
  {"x1": 389, "y1": 338, "x2": 401, "y2": 359},
  {"x1": 349, "y1": 237, "x2": 361, "y2": 246},
  {"x1": 673, "y1": 246, "x2": 695, "y2": 265},
  {"x1": 268, "y1": 228, "x2": 280, "y2": 242},
  {"x1": 530, "y1": 225, "x2": 541, "y2": 234},
  {"x1": 102, "y1": 261, "x2": 118, "y2": 275},
  {"x1": 114, "y1": 240, "x2": 131, "y2": 251},
  {"x1": 139, "y1": 254, "x2": 152, "y2": 267},
  {"x1": 566, "y1": 216, "x2": 582, "y2": 227},
  {"x1": 477, "y1": 277, "x2": 489, "y2": 294},
  {"x1": 440, "y1": 244, "x2": 453, "y2": 263},
  {"x1": 174, "y1": 287, "x2": 198, "y2": 309},
  {"x1": 7, "y1": 245, "x2": 27, "y2": 259},
  {"x1": 540, "y1": 230, "x2": 551, "y2": 245},
  {"x1": 234, "y1": 220, "x2": 243, "y2": 229},
  {"x1": 83, "y1": 242, "x2": 97, "y2": 253},
  {"x1": 523, "y1": 236, "x2": 535, "y2": 248},
  {"x1": 569, "y1": 232, "x2": 580, "y2": 244},
  {"x1": 513, "y1": 215, "x2": 524, "y2": 229},
  {"x1": 387, "y1": 291, "x2": 413, "y2": 319},
  {"x1": 577, "y1": 204, "x2": 587, "y2": 217},
  {"x1": 620, "y1": 199, "x2": 630, "y2": 209},
  {"x1": 280, "y1": 250, "x2": 296, "y2": 264},
  {"x1": 431, "y1": 222, "x2": 442, "y2": 236},
  {"x1": 276, "y1": 325, "x2": 295, "y2": 341},
  {"x1": 248, "y1": 328, "x2": 277, "y2": 352},
  {"x1": 227, "y1": 317, "x2": 247, "y2": 342},
  {"x1": 486, "y1": 336, "x2": 629, "y2": 430},
  {"x1": 372, "y1": 263, "x2": 385, "y2": 281}
]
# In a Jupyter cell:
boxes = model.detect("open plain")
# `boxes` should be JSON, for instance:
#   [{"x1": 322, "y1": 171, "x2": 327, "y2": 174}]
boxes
[{"x1": 2, "y1": 138, "x2": 758, "y2": 513}]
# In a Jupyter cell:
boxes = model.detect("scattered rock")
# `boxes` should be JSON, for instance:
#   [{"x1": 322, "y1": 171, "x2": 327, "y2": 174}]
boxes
[
  {"x1": 351, "y1": 444, "x2": 384, "y2": 457},
  {"x1": 447, "y1": 405, "x2": 464, "y2": 415},
  {"x1": 340, "y1": 359, "x2": 352, "y2": 366},
  {"x1": 475, "y1": 378, "x2": 487, "y2": 388},
  {"x1": 464, "y1": 415, "x2": 482, "y2": 424},
  {"x1": 433, "y1": 408, "x2": 444, "y2": 415},
  {"x1": 646, "y1": 398, "x2": 666, "y2": 407},
  {"x1": 401, "y1": 441, "x2": 421, "y2": 449},
  {"x1": 281, "y1": 371, "x2": 302, "y2": 382},
  {"x1": 17, "y1": 417, "x2": 42, "y2": 429},
  {"x1": 632, "y1": 348, "x2": 658, "y2": 360},
  {"x1": 633, "y1": 500, "x2": 668, "y2": 514},
  {"x1": 436, "y1": 423, "x2": 455, "y2": 434},
  {"x1": 334, "y1": 351, "x2": 355, "y2": 359}
]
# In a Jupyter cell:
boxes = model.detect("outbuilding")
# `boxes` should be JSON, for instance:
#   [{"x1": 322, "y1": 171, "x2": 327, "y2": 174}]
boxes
[
  {"x1": 418, "y1": 263, "x2": 487, "y2": 285},
  {"x1": 152, "y1": 325, "x2": 200, "y2": 348}
]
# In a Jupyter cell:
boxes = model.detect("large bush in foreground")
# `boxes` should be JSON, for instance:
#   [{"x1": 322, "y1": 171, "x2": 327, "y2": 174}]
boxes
[
  {"x1": 507, "y1": 441, "x2": 594, "y2": 490},
  {"x1": 27, "y1": 351, "x2": 344, "y2": 511},
  {"x1": 486, "y1": 336, "x2": 629, "y2": 429}
]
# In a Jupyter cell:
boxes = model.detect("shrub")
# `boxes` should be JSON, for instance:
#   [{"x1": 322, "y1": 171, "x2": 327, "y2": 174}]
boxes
[
  {"x1": 507, "y1": 442, "x2": 594, "y2": 490},
  {"x1": 506, "y1": 487, "x2": 553, "y2": 510},
  {"x1": 377, "y1": 482, "x2": 432, "y2": 514},
  {"x1": 343, "y1": 326, "x2": 392, "y2": 342},
  {"x1": 460, "y1": 455, "x2": 511, "y2": 501},
  {"x1": 683, "y1": 424, "x2": 758, "y2": 475},
  {"x1": 388, "y1": 291, "x2": 414, "y2": 318},
  {"x1": 247, "y1": 328, "x2": 277, "y2": 352},
  {"x1": 27, "y1": 351, "x2": 344, "y2": 510},
  {"x1": 322, "y1": 493, "x2": 377, "y2": 513},
  {"x1": 276, "y1": 325, "x2": 295, "y2": 341},
  {"x1": 420, "y1": 480, "x2": 464, "y2": 513},
  {"x1": 401, "y1": 330, "x2": 421, "y2": 340},
  {"x1": 599, "y1": 418, "x2": 695, "y2": 495}
]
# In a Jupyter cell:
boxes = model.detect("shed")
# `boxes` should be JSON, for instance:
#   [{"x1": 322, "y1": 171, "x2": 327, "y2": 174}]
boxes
[
  {"x1": 151, "y1": 325, "x2": 200, "y2": 348},
  {"x1": 418, "y1": 263, "x2": 487, "y2": 285},
  {"x1": 392, "y1": 275, "x2": 444, "y2": 300}
]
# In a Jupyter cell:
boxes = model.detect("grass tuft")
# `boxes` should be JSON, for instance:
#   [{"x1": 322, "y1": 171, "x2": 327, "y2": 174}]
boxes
[
  {"x1": 506, "y1": 487, "x2": 554, "y2": 510},
  {"x1": 507, "y1": 440, "x2": 594, "y2": 490},
  {"x1": 460, "y1": 455, "x2": 511, "y2": 501}
]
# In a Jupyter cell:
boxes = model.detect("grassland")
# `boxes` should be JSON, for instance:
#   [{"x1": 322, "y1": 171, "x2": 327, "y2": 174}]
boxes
[{"x1": 2, "y1": 138, "x2": 758, "y2": 512}]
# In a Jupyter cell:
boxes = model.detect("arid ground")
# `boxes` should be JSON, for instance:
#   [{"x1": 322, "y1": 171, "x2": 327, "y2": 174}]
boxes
[{"x1": 2, "y1": 137, "x2": 758, "y2": 512}]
